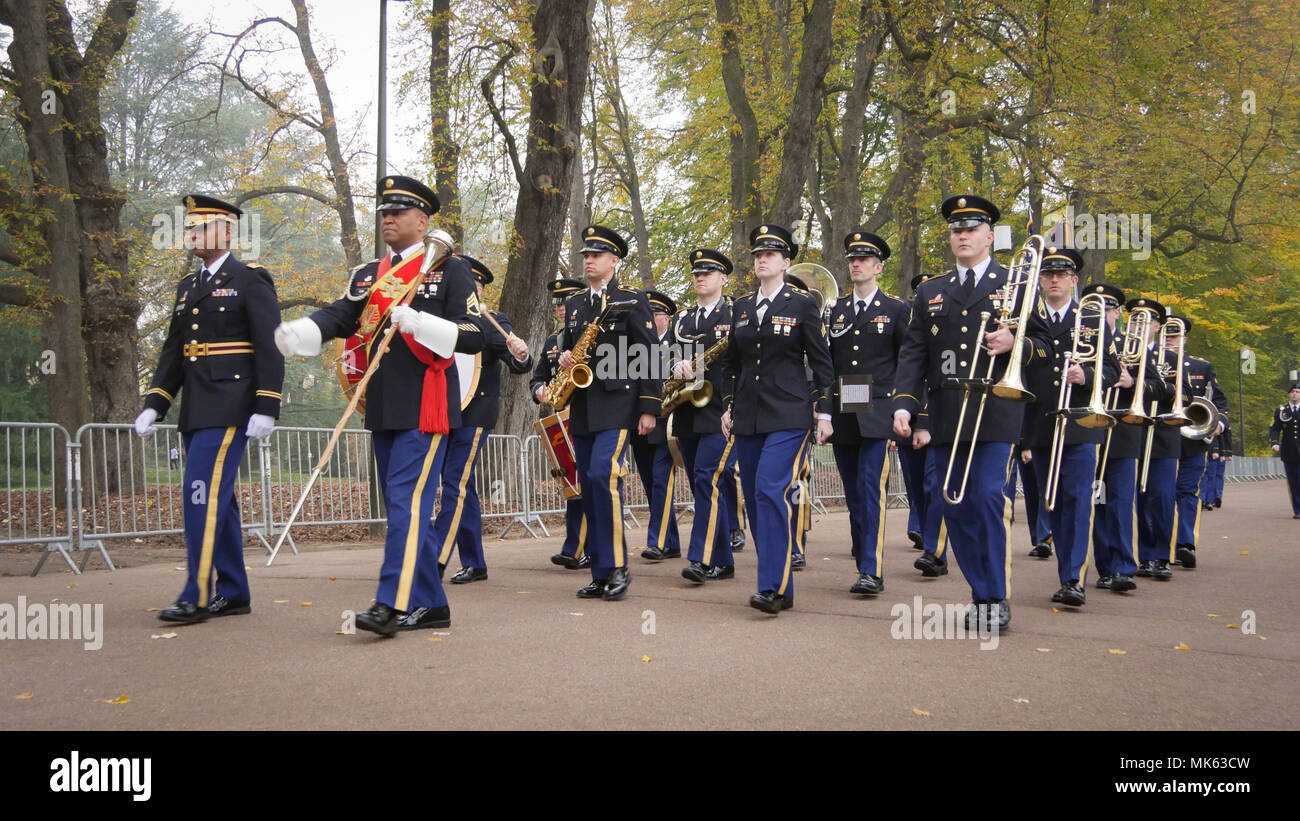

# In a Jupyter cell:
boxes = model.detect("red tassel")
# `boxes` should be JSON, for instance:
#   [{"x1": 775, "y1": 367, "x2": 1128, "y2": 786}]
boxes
[{"x1": 401, "y1": 331, "x2": 454, "y2": 434}]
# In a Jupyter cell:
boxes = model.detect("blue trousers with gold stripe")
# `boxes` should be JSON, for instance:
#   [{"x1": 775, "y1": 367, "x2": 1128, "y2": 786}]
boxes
[
  {"x1": 1175, "y1": 452, "x2": 1207, "y2": 547},
  {"x1": 1137, "y1": 458, "x2": 1178, "y2": 562},
  {"x1": 932, "y1": 442, "x2": 1014, "y2": 603},
  {"x1": 560, "y1": 498, "x2": 587, "y2": 558},
  {"x1": 180, "y1": 426, "x2": 250, "y2": 608},
  {"x1": 1094, "y1": 458, "x2": 1138, "y2": 577},
  {"x1": 922, "y1": 446, "x2": 947, "y2": 559},
  {"x1": 573, "y1": 429, "x2": 631, "y2": 581},
  {"x1": 833, "y1": 439, "x2": 889, "y2": 577},
  {"x1": 680, "y1": 433, "x2": 736, "y2": 567},
  {"x1": 373, "y1": 429, "x2": 449, "y2": 612},
  {"x1": 1019, "y1": 456, "x2": 1052, "y2": 546},
  {"x1": 1031, "y1": 443, "x2": 1097, "y2": 586},
  {"x1": 1200, "y1": 457, "x2": 1224, "y2": 503},
  {"x1": 899, "y1": 442, "x2": 926, "y2": 535},
  {"x1": 632, "y1": 439, "x2": 680, "y2": 553},
  {"x1": 735, "y1": 430, "x2": 810, "y2": 599},
  {"x1": 433, "y1": 426, "x2": 488, "y2": 569},
  {"x1": 723, "y1": 463, "x2": 741, "y2": 536}
]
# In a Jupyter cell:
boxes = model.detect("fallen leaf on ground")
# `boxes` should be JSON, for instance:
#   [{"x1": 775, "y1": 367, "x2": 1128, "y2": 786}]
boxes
[
  {"x1": 912, "y1": 708, "x2": 931, "y2": 717},
  {"x1": 1207, "y1": 613, "x2": 1221, "y2": 618},
  {"x1": 1012, "y1": 698, "x2": 1030, "y2": 704},
  {"x1": 272, "y1": 600, "x2": 288, "y2": 604},
  {"x1": 641, "y1": 655, "x2": 651, "y2": 663},
  {"x1": 428, "y1": 636, "x2": 442, "y2": 642},
  {"x1": 98, "y1": 694, "x2": 130, "y2": 704},
  {"x1": 1175, "y1": 643, "x2": 1191, "y2": 651},
  {"x1": 1240, "y1": 551, "x2": 1249, "y2": 555},
  {"x1": 14, "y1": 693, "x2": 33, "y2": 700},
  {"x1": 143, "y1": 607, "x2": 159, "y2": 612},
  {"x1": 300, "y1": 602, "x2": 312, "y2": 607},
  {"x1": 150, "y1": 632, "x2": 178, "y2": 640},
  {"x1": 1226, "y1": 624, "x2": 1239, "y2": 629},
  {"x1": 67, "y1": 583, "x2": 76, "y2": 588},
  {"x1": 1036, "y1": 648, "x2": 1052, "y2": 652},
  {"x1": 569, "y1": 613, "x2": 584, "y2": 617},
  {"x1": 329, "y1": 577, "x2": 337, "y2": 581},
  {"x1": 516, "y1": 591, "x2": 529, "y2": 594},
  {"x1": 1052, "y1": 607, "x2": 1061, "y2": 613},
  {"x1": 1108, "y1": 649, "x2": 1127, "y2": 655}
]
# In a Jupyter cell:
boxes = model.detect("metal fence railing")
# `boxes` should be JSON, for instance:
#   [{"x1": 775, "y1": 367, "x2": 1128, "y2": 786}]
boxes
[{"x1": 3, "y1": 418, "x2": 1291, "y2": 575}]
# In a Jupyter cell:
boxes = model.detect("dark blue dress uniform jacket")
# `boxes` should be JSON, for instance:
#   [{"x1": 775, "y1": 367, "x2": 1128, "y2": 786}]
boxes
[
  {"x1": 721, "y1": 283, "x2": 834, "y2": 435},
  {"x1": 1179, "y1": 355, "x2": 1229, "y2": 458},
  {"x1": 825, "y1": 290, "x2": 910, "y2": 443},
  {"x1": 1148, "y1": 349, "x2": 1196, "y2": 461},
  {"x1": 560, "y1": 278, "x2": 663, "y2": 436},
  {"x1": 309, "y1": 253, "x2": 484, "y2": 432},
  {"x1": 666, "y1": 299, "x2": 734, "y2": 438},
  {"x1": 1270, "y1": 403, "x2": 1300, "y2": 462},
  {"x1": 143, "y1": 255, "x2": 285, "y2": 432},
  {"x1": 1021, "y1": 301, "x2": 1121, "y2": 448},
  {"x1": 893, "y1": 261, "x2": 1052, "y2": 445},
  {"x1": 462, "y1": 310, "x2": 533, "y2": 430}
]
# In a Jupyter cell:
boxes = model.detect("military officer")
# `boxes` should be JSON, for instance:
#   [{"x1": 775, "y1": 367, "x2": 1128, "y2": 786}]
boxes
[
  {"x1": 434, "y1": 256, "x2": 533, "y2": 583},
  {"x1": 555, "y1": 225, "x2": 661, "y2": 601},
  {"x1": 1269, "y1": 383, "x2": 1300, "y2": 518},
  {"x1": 1169, "y1": 316, "x2": 1229, "y2": 569},
  {"x1": 1021, "y1": 248, "x2": 1119, "y2": 607},
  {"x1": 634, "y1": 289, "x2": 682, "y2": 562},
  {"x1": 274, "y1": 175, "x2": 484, "y2": 636},
  {"x1": 669, "y1": 249, "x2": 741, "y2": 584},
  {"x1": 826, "y1": 230, "x2": 909, "y2": 596},
  {"x1": 892, "y1": 194, "x2": 1054, "y2": 633},
  {"x1": 135, "y1": 195, "x2": 284, "y2": 624},
  {"x1": 532, "y1": 278, "x2": 592, "y2": 569},
  {"x1": 1135, "y1": 303, "x2": 1191, "y2": 581},
  {"x1": 720, "y1": 223, "x2": 835, "y2": 615}
]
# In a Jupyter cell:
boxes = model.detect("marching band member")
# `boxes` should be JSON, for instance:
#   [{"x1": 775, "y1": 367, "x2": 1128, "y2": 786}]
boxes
[
  {"x1": 1135, "y1": 302, "x2": 1189, "y2": 582},
  {"x1": 556, "y1": 225, "x2": 661, "y2": 601},
  {"x1": 669, "y1": 249, "x2": 740, "y2": 584},
  {"x1": 892, "y1": 195, "x2": 1052, "y2": 632},
  {"x1": 1200, "y1": 429, "x2": 1229, "y2": 510},
  {"x1": 1169, "y1": 316, "x2": 1229, "y2": 569},
  {"x1": 275, "y1": 176, "x2": 483, "y2": 636},
  {"x1": 1270, "y1": 383, "x2": 1300, "y2": 519},
  {"x1": 434, "y1": 257, "x2": 532, "y2": 583},
  {"x1": 533, "y1": 278, "x2": 592, "y2": 570},
  {"x1": 634, "y1": 290, "x2": 682, "y2": 562},
  {"x1": 826, "y1": 230, "x2": 909, "y2": 596},
  {"x1": 1020, "y1": 249, "x2": 1118, "y2": 606},
  {"x1": 897, "y1": 274, "x2": 947, "y2": 578},
  {"x1": 720, "y1": 223, "x2": 835, "y2": 615},
  {"x1": 136, "y1": 195, "x2": 284, "y2": 624}
]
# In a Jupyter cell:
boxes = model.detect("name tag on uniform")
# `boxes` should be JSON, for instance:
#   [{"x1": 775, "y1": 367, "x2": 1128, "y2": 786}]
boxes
[
  {"x1": 736, "y1": 317, "x2": 749, "y2": 328},
  {"x1": 211, "y1": 289, "x2": 238, "y2": 297},
  {"x1": 837, "y1": 374, "x2": 873, "y2": 413},
  {"x1": 829, "y1": 314, "x2": 850, "y2": 337},
  {"x1": 927, "y1": 295, "x2": 944, "y2": 314}
]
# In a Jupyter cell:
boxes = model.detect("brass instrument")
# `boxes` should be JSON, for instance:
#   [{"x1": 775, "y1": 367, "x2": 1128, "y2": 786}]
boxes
[
  {"x1": 1140, "y1": 399, "x2": 1158, "y2": 492},
  {"x1": 545, "y1": 298, "x2": 637, "y2": 411},
  {"x1": 1181, "y1": 393, "x2": 1222, "y2": 441},
  {"x1": 1117, "y1": 306, "x2": 1158, "y2": 425},
  {"x1": 662, "y1": 335, "x2": 729, "y2": 414},
  {"x1": 1156, "y1": 317, "x2": 1191, "y2": 426},
  {"x1": 941, "y1": 235, "x2": 1045, "y2": 505},
  {"x1": 1044, "y1": 293, "x2": 1115, "y2": 512},
  {"x1": 786, "y1": 263, "x2": 839, "y2": 314}
]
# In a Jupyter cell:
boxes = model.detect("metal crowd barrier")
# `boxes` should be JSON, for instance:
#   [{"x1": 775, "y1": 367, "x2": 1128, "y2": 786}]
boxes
[{"x1": 5, "y1": 418, "x2": 1292, "y2": 575}]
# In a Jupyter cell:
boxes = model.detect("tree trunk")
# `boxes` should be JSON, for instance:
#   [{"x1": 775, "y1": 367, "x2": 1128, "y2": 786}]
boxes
[
  {"x1": 494, "y1": 0, "x2": 592, "y2": 441},
  {"x1": 428, "y1": 0, "x2": 462, "y2": 246},
  {"x1": 769, "y1": 0, "x2": 835, "y2": 228},
  {"x1": 715, "y1": 0, "x2": 762, "y2": 284}
]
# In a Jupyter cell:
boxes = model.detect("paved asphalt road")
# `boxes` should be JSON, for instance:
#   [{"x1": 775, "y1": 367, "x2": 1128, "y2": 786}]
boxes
[{"x1": 2, "y1": 480, "x2": 1296, "y2": 731}]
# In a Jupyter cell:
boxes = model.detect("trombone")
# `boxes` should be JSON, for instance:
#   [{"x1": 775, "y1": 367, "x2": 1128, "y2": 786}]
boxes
[
  {"x1": 1043, "y1": 293, "x2": 1115, "y2": 511},
  {"x1": 941, "y1": 234, "x2": 1044, "y2": 505},
  {"x1": 1156, "y1": 317, "x2": 1191, "y2": 427}
]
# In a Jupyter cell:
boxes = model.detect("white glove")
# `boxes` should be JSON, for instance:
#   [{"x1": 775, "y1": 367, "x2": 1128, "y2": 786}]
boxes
[
  {"x1": 134, "y1": 408, "x2": 158, "y2": 438},
  {"x1": 275, "y1": 317, "x2": 322, "y2": 357},
  {"x1": 390, "y1": 305, "x2": 458, "y2": 357},
  {"x1": 246, "y1": 413, "x2": 275, "y2": 440}
]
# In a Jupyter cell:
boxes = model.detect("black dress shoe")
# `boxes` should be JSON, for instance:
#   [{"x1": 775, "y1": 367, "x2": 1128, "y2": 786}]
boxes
[
  {"x1": 907, "y1": 530, "x2": 924, "y2": 550},
  {"x1": 1051, "y1": 587, "x2": 1065, "y2": 603},
  {"x1": 849, "y1": 574, "x2": 884, "y2": 595},
  {"x1": 576, "y1": 580, "x2": 606, "y2": 598},
  {"x1": 964, "y1": 602, "x2": 988, "y2": 632},
  {"x1": 1110, "y1": 574, "x2": 1137, "y2": 592},
  {"x1": 681, "y1": 561, "x2": 707, "y2": 584},
  {"x1": 1135, "y1": 560, "x2": 1154, "y2": 578},
  {"x1": 914, "y1": 553, "x2": 948, "y2": 577},
  {"x1": 550, "y1": 553, "x2": 580, "y2": 569},
  {"x1": 438, "y1": 562, "x2": 447, "y2": 581},
  {"x1": 995, "y1": 600, "x2": 1011, "y2": 631},
  {"x1": 1059, "y1": 581, "x2": 1085, "y2": 607},
  {"x1": 749, "y1": 591, "x2": 790, "y2": 615},
  {"x1": 1152, "y1": 560, "x2": 1173, "y2": 581},
  {"x1": 705, "y1": 564, "x2": 734, "y2": 580},
  {"x1": 159, "y1": 600, "x2": 209, "y2": 624},
  {"x1": 641, "y1": 546, "x2": 681, "y2": 561},
  {"x1": 396, "y1": 605, "x2": 451, "y2": 631},
  {"x1": 603, "y1": 567, "x2": 631, "y2": 600},
  {"x1": 730, "y1": 530, "x2": 745, "y2": 551},
  {"x1": 355, "y1": 603, "x2": 399, "y2": 638},
  {"x1": 1214, "y1": 498, "x2": 1222, "y2": 508},
  {"x1": 450, "y1": 566, "x2": 488, "y2": 584},
  {"x1": 1095, "y1": 575, "x2": 1114, "y2": 590},
  {"x1": 576, "y1": 554, "x2": 592, "y2": 568},
  {"x1": 206, "y1": 597, "x2": 251, "y2": 618},
  {"x1": 791, "y1": 552, "x2": 806, "y2": 570},
  {"x1": 1028, "y1": 541, "x2": 1053, "y2": 559},
  {"x1": 1176, "y1": 545, "x2": 1196, "y2": 569}
]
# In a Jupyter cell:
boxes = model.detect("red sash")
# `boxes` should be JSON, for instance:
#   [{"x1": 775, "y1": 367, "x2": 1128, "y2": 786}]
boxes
[{"x1": 346, "y1": 252, "x2": 454, "y2": 434}]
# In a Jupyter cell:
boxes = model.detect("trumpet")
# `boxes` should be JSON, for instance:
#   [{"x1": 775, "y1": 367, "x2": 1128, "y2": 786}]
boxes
[
  {"x1": 941, "y1": 235, "x2": 1044, "y2": 505},
  {"x1": 1044, "y1": 293, "x2": 1114, "y2": 512}
]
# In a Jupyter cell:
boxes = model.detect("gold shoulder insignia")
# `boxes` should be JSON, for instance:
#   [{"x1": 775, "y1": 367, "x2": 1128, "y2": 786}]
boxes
[
  {"x1": 246, "y1": 262, "x2": 264, "y2": 269},
  {"x1": 465, "y1": 291, "x2": 482, "y2": 316}
]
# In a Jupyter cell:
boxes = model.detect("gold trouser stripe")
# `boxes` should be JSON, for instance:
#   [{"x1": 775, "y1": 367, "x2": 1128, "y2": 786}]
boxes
[
  {"x1": 655, "y1": 460, "x2": 676, "y2": 556},
  {"x1": 396, "y1": 434, "x2": 443, "y2": 612},
  {"x1": 777, "y1": 433, "x2": 811, "y2": 597},
  {"x1": 1130, "y1": 483, "x2": 1140, "y2": 564},
  {"x1": 1192, "y1": 460, "x2": 1207, "y2": 546},
  {"x1": 874, "y1": 450, "x2": 891, "y2": 572},
  {"x1": 438, "y1": 428, "x2": 485, "y2": 565},
  {"x1": 196, "y1": 427, "x2": 237, "y2": 608},
  {"x1": 609, "y1": 430, "x2": 629, "y2": 567},
  {"x1": 576, "y1": 514, "x2": 587, "y2": 559},
  {"x1": 935, "y1": 519, "x2": 948, "y2": 559},
  {"x1": 1167, "y1": 501, "x2": 1179, "y2": 562},
  {"x1": 1002, "y1": 447, "x2": 1015, "y2": 598},
  {"x1": 702, "y1": 437, "x2": 735, "y2": 567},
  {"x1": 1079, "y1": 447, "x2": 1098, "y2": 581}
]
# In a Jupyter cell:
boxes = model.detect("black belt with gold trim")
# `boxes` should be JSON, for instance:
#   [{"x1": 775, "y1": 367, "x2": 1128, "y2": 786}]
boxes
[{"x1": 183, "y1": 342, "x2": 254, "y2": 357}]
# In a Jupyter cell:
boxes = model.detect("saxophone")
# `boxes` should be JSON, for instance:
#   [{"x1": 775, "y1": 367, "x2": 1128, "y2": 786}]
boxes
[
  {"x1": 662, "y1": 335, "x2": 729, "y2": 414},
  {"x1": 546, "y1": 317, "x2": 600, "y2": 411}
]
